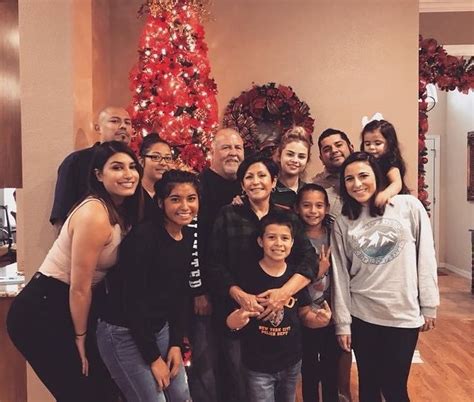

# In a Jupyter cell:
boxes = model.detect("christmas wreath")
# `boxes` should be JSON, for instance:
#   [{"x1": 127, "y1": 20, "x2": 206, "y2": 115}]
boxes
[{"x1": 223, "y1": 82, "x2": 315, "y2": 153}]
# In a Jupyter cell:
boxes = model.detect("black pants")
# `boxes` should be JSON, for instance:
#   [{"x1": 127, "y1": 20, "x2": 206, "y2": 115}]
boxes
[
  {"x1": 6, "y1": 272, "x2": 116, "y2": 402},
  {"x1": 301, "y1": 325, "x2": 341, "y2": 402},
  {"x1": 351, "y1": 317, "x2": 419, "y2": 402}
]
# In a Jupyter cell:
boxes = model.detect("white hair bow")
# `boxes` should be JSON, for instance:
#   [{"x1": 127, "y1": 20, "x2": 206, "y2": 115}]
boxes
[{"x1": 361, "y1": 112, "x2": 384, "y2": 128}]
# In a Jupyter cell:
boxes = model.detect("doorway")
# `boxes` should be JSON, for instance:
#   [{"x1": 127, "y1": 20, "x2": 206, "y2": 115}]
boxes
[{"x1": 425, "y1": 135, "x2": 440, "y2": 263}]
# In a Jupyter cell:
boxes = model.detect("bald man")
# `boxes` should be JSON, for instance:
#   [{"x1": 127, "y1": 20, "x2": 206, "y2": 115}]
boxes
[{"x1": 49, "y1": 106, "x2": 133, "y2": 226}]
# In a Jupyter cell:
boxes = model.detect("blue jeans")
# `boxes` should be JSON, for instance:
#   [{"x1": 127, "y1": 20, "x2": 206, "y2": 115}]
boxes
[
  {"x1": 96, "y1": 320, "x2": 191, "y2": 402},
  {"x1": 245, "y1": 360, "x2": 302, "y2": 402}
]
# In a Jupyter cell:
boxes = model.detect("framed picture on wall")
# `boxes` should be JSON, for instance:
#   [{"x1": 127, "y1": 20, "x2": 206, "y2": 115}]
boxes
[{"x1": 468, "y1": 131, "x2": 474, "y2": 202}]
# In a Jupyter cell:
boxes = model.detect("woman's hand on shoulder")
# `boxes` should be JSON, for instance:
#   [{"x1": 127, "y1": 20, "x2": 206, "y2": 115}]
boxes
[{"x1": 231, "y1": 195, "x2": 244, "y2": 206}]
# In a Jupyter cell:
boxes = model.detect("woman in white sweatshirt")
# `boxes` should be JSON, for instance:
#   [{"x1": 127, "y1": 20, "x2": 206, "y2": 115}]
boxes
[{"x1": 331, "y1": 152, "x2": 439, "y2": 402}]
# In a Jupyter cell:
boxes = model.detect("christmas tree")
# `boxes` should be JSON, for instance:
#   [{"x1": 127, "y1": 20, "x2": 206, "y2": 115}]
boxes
[{"x1": 128, "y1": 0, "x2": 218, "y2": 171}]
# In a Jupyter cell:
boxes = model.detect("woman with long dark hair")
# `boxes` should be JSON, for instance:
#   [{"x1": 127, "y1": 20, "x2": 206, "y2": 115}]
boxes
[
  {"x1": 96, "y1": 170, "x2": 199, "y2": 402},
  {"x1": 331, "y1": 152, "x2": 439, "y2": 402},
  {"x1": 7, "y1": 141, "x2": 143, "y2": 401}
]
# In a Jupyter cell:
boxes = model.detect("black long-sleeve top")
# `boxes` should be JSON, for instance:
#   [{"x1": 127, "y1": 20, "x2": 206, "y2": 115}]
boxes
[
  {"x1": 103, "y1": 218, "x2": 191, "y2": 364},
  {"x1": 197, "y1": 168, "x2": 242, "y2": 292},
  {"x1": 142, "y1": 189, "x2": 203, "y2": 296},
  {"x1": 50, "y1": 144, "x2": 99, "y2": 225},
  {"x1": 207, "y1": 200, "x2": 318, "y2": 297}
]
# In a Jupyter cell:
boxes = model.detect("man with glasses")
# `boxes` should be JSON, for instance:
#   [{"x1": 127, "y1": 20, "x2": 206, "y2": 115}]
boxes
[{"x1": 50, "y1": 106, "x2": 133, "y2": 228}]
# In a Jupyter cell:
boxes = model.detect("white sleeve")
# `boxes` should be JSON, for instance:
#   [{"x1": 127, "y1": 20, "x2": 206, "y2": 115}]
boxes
[
  {"x1": 412, "y1": 198, "x2": 440, "y2": 318},
  {"x1": 330, "y1": 219, "x2": 353, "y2": 335}
]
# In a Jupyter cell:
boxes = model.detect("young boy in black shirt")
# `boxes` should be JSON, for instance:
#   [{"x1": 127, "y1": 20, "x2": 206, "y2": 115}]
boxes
[{"x1": 226, "y1": 211, "x2": 332, "y2": 402}]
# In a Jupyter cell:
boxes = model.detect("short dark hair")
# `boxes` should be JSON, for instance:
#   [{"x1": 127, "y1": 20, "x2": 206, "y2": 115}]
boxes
[
  {"x1": 317, "y1": 128, "x2": 352, "y2": 152},
  {"x1": 295, "y1": 183, "x2": 329, "y2": 207},
  {"x1": 237, "y1": 155, "x2": 279, "y2": 183},
  {"x1": 154, "y1": 170, "x2": 200, "y2": 202},
  {"x1": 87, "y1": 141, "x2": 143, "y2": 229},
  {"x1": 258, "y1": 210, "x2": 295, "y2": 238},
  {"x1": 339, "y1": 152, "x2": 385, "y2": 220},
  {"x1": 139, "y1": 132, "x2": 172, "y2": 156}
]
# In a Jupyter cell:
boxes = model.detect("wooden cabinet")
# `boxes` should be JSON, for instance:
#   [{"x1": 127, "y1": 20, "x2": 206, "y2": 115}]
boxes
[{"x1": 0, "y1": 0, "x2": 22, "y2": 188}]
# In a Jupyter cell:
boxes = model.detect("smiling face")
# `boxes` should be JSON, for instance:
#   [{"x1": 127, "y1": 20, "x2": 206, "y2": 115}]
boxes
[
  {"x1": 141, "y1": 142, "x2": 173, "y2": 183},
  {"x1": 161, "y1": 183, "x2": 199, "y2": 230},
  {"x1": 362, "y1": 129, "x2": 387, "y2": 159},
  {"x1": 319, "y1": 134, "x2": 353, "y2": 171},
  {"x1": 343, "y1": 161, "x2": 377, "y2": 206},
  {"x1": 279, "y1": 140, "x2": 309, "y2": 177},
  {"x1": 296, "y1": 190, "x2": 329, "y2": 228},
  {"x1": 258, "y1": 223, "x2": 294, "y2": 263},
  {"x1": 95, "y1": 152, "x2": 140, "y2": 204},
  {"x1": 241, "y1": 162, "x2": 277, "y2": 204},
  {"x1": 210, "y1": 129, "x2": 244, "y2": 180},
  {"x1": 97, "y1": 107, "x2": 133, "y2": 145}
]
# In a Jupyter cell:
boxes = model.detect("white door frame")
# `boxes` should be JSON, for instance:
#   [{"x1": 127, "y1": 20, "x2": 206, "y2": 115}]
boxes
[{"x1": 425, "y1": 135, "x2": 440, "y2": 263}]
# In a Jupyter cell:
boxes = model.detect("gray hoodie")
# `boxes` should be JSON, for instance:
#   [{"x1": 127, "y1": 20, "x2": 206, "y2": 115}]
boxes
[{"x1": 331, "y1": 195, "x2": 439, "y2": 335}]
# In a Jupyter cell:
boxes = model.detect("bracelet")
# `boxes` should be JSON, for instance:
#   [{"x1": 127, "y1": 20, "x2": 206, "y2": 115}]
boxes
[{"x1": 75, "y1": 331, "x2": 87, "y2": 337}]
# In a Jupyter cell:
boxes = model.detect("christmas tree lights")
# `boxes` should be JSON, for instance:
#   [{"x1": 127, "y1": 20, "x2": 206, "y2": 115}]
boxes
[{"x1": 128, "y1": 0, "x2": 218, "y2": 171}]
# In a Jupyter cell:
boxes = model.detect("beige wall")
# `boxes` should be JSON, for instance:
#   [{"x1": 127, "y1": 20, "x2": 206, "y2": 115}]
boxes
[
  {"x1": 420, "y1": 12, "x2": 474, "y2": 45},
  {"x1": 208, "y1": 0, "x2": 419, "y2": 185},
  {"x1": 18, "y1": 0, "x2": 76, "y2": 400}
]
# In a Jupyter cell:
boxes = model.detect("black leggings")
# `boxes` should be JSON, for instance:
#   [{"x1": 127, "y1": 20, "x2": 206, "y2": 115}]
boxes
[
  {"x1": 301, "y1": 325, "x2": 341, "y2": 402},
  {"x1": 351, "y1": 317, "x2": 419, "y2": 402},
  {"x1": 6, "y1": 272, "x2": 114, "y2": 402}
]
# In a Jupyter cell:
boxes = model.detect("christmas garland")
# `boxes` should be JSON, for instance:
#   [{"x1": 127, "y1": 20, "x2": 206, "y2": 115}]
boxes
[
  {"x1": 418, "y1": 36, "x2": 474, "y2": 210},
  {"x1": 223, "y1": 82, "x2": 314, "y2": 152}
]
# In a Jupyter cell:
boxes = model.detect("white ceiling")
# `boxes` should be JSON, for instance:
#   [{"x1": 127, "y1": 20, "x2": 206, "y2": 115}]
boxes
[{"x1": 420, "y1": 0, "x2": 474, "y2": 13}]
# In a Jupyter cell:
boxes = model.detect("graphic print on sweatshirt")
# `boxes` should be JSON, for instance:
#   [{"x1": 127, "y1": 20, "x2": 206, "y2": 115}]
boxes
[{"x1": 349, "y1": 218, "x2": 405, "y2": 264}]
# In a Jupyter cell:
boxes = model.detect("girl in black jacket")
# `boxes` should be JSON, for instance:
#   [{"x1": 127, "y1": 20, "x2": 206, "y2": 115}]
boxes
[{"x1": 97, "y1": 170, "x2": 199, "y2": 402}]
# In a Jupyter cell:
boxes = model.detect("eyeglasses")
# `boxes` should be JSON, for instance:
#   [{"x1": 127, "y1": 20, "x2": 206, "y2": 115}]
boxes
[{"x1": 143, "y1": 154, "x2": 173, "y2": 163}]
